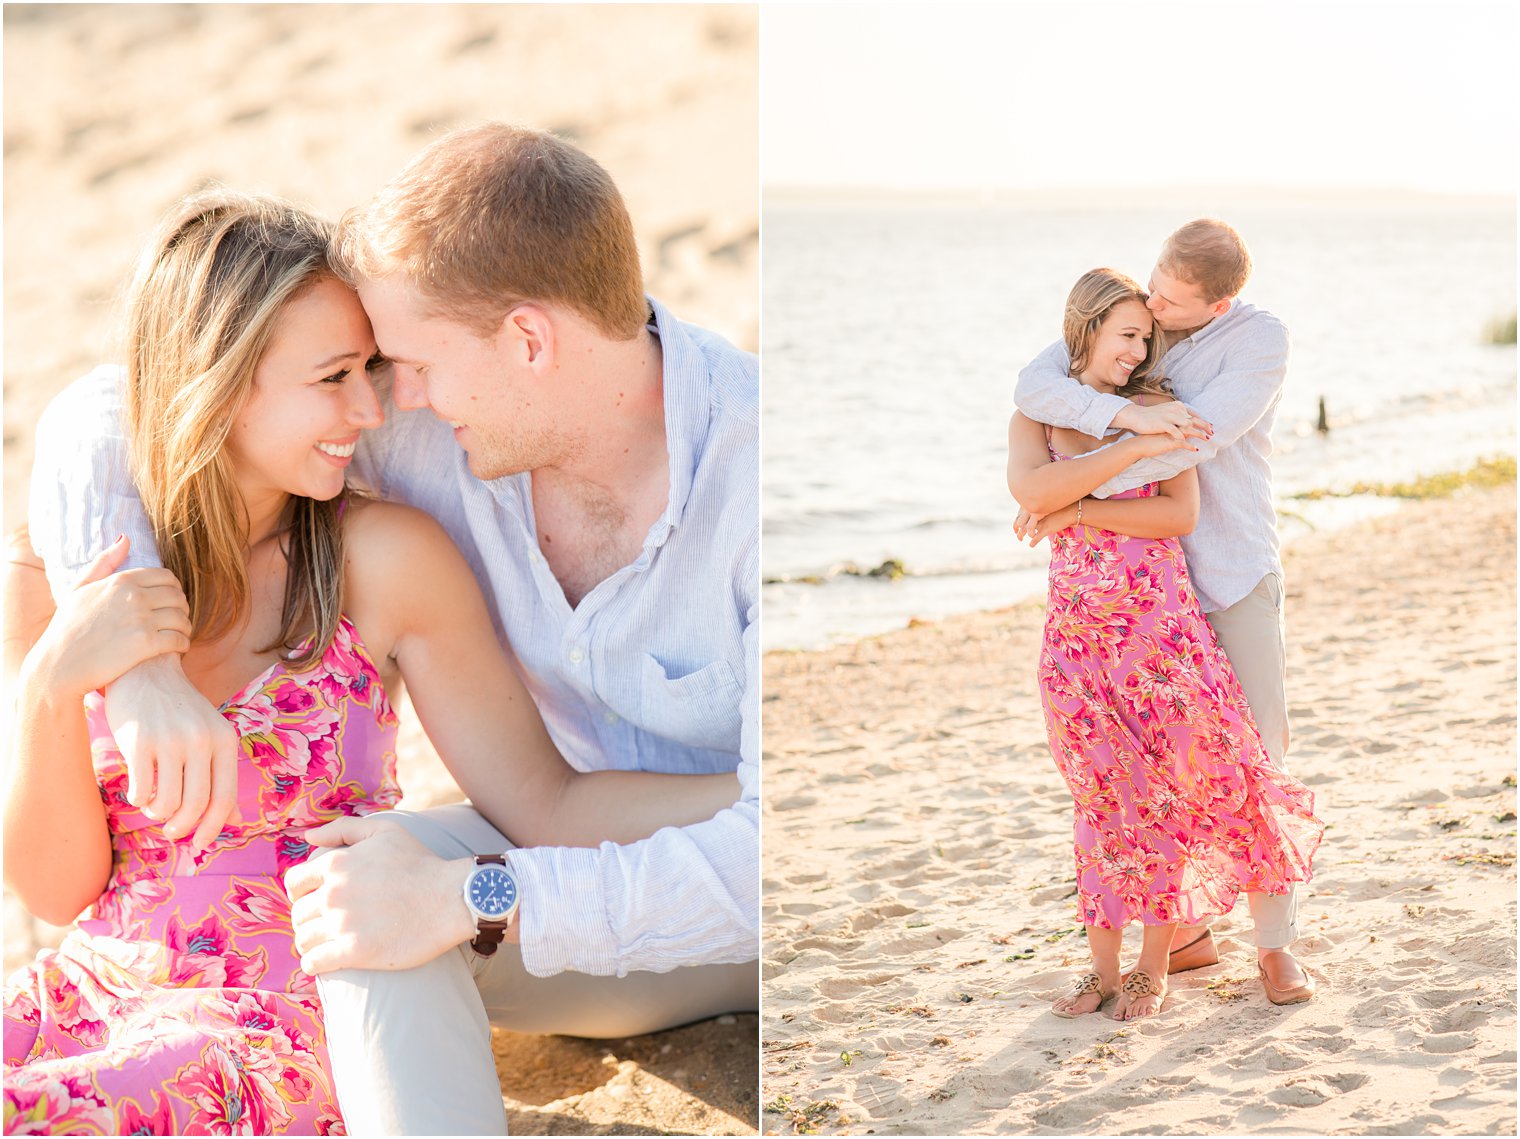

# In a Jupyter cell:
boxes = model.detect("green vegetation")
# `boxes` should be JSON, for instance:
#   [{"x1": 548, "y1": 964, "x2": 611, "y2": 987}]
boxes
[
  {"x1": 1485, "y1": 312, "x2": 1517, "y2": 345},
  {"x1": 1289, "y1": 456, "x2": 1515, "y2": 502}
]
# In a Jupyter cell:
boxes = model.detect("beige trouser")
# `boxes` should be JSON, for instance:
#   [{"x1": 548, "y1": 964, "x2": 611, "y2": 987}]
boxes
[
  {"x1": 313, "y1": 804, "x2": 758, "y2": 1135},
  {"x1": 1203, "y1": 572, "x2": 1298, "y2": 950}
]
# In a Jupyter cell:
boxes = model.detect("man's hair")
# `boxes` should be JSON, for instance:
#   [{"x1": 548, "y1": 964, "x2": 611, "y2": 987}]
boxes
[
  {"x1": 122, "y1": 189, "x2": 349, "y2": 665},
  {"x1": 1157, "y1": 218, "x2": 1252, "y2": 304},
  {"x1": 1062, "y1": 267, "x2": 1167, "y2": 397},
  {"x1": 333, "y1": 123, "x2": 648, "y2": 340}
]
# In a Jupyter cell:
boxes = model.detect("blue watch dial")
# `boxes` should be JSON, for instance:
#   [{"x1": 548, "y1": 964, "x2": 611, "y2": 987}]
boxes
[{"x1": 468, "y1": 865, "x2": 518, "y2": 920}]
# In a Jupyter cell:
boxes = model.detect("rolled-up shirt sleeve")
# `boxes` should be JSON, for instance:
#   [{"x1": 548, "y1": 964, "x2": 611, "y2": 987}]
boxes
[
  {"x1": 28, "y1": 366, "x2": 161, "y2": 600},
  {"x1": 508, "y1": 598, "x2": 760, "y2": 978},
  {"x1": 1014, "y1": 340, "x2": 1131, "y2": 441}
]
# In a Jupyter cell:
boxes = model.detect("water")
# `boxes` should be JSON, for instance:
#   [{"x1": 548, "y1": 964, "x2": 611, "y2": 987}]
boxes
[{"x1": 762, "y1": 195, "x2": 1516, "y2": 650}]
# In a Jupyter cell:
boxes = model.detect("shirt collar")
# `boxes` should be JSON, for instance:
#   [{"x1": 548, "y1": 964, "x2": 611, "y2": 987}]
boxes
[
  {"x1": 1187, "y1": 298, "x2": 1244, "y2": 345},
  {"x1": 646, "y1": 295, "x2": 709, "y2": 540}
]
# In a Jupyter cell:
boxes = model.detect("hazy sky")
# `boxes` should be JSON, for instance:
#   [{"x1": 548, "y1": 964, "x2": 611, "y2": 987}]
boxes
[{"x1": 763, "y1": 1, "x2": 1518, "y2": 195}]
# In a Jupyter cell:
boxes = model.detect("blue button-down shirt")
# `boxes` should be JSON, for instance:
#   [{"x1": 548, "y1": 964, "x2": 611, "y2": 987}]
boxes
[{"x1": 28, "y1": 296, "x2": 759, "y2": 978}]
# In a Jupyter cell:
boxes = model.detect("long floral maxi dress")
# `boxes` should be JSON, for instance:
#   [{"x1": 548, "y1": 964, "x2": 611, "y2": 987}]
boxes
[
  {"x1": 3, "y1": 616, "x2": 400, "y2": 1135},
  {"x1": 1037, "y1": 446, "x2": 1323, "y2": 929}
]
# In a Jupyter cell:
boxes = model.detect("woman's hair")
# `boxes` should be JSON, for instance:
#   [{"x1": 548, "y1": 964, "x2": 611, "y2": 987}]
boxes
[
  {"x1": 331, "y1": 122, "x2": 648, "y2": 341},
  {"x1": 1062, "y1": 268, "x2": 1168, "y2": 398},
  {"x1": 122, "y1": 189, "x2": 348, "y2": 667}
]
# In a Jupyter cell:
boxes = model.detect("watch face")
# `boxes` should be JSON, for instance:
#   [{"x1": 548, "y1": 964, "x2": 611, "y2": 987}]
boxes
[{"x1": 468, "y1": 865, "x2": 518, "y2": 920}]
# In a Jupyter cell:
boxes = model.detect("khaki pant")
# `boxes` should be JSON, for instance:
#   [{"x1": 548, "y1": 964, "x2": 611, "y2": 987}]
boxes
[
  {"x1": 1204, "y1": 572, "x2": 1299, "y2": 950},
  {"x1": 314, "y1": 804, "x2": 758, "y2": 1135}
]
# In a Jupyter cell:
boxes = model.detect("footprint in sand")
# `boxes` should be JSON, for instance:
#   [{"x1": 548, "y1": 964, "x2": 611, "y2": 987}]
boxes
[
  {"x1": 1422, "y1": 1031, "x2": 1478, "y2": 1054},
  {"x1": 816, "y1": 973, "x2": 895, "y2": 999}
]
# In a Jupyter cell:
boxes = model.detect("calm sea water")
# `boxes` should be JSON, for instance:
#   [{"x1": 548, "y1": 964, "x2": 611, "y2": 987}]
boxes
[{"x1": 762, "y1": 195, "x2": 1516, "y2": 650}]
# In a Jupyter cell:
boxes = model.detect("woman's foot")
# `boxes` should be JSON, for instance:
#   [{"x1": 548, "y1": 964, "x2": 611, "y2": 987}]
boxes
[
  {"x1": 1112, "y1": 969, "x2": 1167, "y2": 1019},
  {"x1": 1050, "y1": 971, "x2": 1116, "y2": 1018}
]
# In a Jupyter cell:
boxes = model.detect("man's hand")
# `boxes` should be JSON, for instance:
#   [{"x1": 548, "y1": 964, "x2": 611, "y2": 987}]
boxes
[
  {"x1": 286, "y1": 816, "x2": 485, "y2": 976},
  {"x1": 104, "y1": 653, "x2": 241, "y2": 853},
  {"x1": 1111, "y1": 401, "x2": 1213, "y2": 443}
]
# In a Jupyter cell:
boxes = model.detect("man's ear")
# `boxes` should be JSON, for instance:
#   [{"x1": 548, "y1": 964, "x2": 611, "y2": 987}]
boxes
[
  {"x1": 1211, "y1": 297, "x2": 1234, "y2": 318},
  {"x1": 497, "y1": 304, "x2": 555, "y2": 369}
]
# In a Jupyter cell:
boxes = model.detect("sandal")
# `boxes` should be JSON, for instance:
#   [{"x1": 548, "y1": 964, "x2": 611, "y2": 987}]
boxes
[
  {"x1": 1051, "y1": 972, "x2": 1112, "y2": 1018},
  {"x1": 1113, "y1": 969, "x2": 1166, "y2": 1020}
]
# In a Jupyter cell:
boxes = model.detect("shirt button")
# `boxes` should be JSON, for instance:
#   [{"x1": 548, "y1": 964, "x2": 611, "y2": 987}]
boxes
[
  {"x1": 603, "y1": 710, "x2": 619, "y2": 725},
  {"x1": 568, "y1": 647, "x2": 585, "y2": 663}
]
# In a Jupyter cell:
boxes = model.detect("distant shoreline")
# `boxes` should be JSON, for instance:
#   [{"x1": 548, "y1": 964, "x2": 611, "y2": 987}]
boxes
[{"x1": 763, "y1": 185, "x2": 1517, "y2": 211}]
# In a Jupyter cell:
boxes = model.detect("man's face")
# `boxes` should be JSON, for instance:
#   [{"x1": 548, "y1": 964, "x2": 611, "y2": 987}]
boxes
[
  {"x1": 1145, "y1": 266, "x2": 1224, "y2": 334},
  {"x1": 357, "y1": 277, "x2": 561, "y2": 480}
]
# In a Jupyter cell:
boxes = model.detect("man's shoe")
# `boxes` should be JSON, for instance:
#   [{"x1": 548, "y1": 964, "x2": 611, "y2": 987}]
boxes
[
  {"x1": 1258, "y1": 949, "x2": 1316, "y2": 1005},
  {"x1": 1167, "y1": 927, "x2": 1219, "y2": 974}
]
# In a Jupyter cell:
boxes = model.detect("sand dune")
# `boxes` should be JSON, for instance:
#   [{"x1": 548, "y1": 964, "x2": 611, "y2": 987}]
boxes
[{"x1": 762, "y1": 485, "x2": 1516, "y2": 1136}]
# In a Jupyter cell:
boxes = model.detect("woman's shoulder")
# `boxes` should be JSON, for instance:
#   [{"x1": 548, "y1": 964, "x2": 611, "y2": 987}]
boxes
[{"x1": 343, "y1": 496, "x2": 450, "y2": 546}]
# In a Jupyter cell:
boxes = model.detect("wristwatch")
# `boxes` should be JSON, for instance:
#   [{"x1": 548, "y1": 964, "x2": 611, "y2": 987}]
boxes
[{"x1": 461, "y1": 854, "x2": 520, "y2": 956}]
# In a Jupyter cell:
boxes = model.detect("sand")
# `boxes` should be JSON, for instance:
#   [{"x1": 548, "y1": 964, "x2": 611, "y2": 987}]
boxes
[
  {"x1": 3, "y1": 5, "x2": 757, "y2": 1132},
  {"x1": 761, "y1": 484, "x2": 1517, "y2": 1136}
]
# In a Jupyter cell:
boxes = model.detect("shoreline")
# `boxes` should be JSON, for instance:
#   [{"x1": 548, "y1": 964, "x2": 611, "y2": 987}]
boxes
[
  {"x1": 761, "y1": 483, "x2": 1516, "y2": 1135},
  {"x1": 762, "y1": 457, "x2": 1516, "y2": 653}
]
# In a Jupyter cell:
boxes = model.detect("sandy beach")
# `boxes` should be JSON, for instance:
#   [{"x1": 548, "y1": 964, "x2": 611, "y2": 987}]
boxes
[
  {"x1": 761, "y1": 484, "x2": 1517, "y2": 1136},
  {"x1": 3, "y1": 4, "x2": 757, "y2": 1132}
]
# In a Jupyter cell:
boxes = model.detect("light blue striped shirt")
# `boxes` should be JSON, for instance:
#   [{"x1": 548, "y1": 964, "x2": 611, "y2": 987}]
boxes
[
  {"x1": 1014, "y1": 299, "x2": 1289, "y2": 613},
  {"x1": 28, "y1": 296, "x2": 759, "y2": 979}
]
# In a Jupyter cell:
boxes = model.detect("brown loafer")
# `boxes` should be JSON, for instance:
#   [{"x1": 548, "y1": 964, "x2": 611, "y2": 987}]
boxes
[
  {"x1": 1258, "y1": 950, "x2": 1316, "y2": 1005},
  {"x1": 1167, "y1": 927, "x2": 1219, "y2": 974}
]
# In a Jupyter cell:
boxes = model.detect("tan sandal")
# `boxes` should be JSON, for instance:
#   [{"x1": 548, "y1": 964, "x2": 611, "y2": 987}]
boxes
[
  {"x1": 1051, "y1": 972, "x2": 1112, "y2": 1018},
  {"x1": 1113, "y1": 969, "x2": 1166, "y2": 1019}
]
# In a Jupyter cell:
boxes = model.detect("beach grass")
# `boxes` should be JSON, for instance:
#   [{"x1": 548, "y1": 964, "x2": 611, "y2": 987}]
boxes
[
  {"x1": 1289, "y1": 455, "x2": 1515, "y2": 502},
  {"x1": 1485, "y1": 312, "x2": 1518, "y2": 345}
]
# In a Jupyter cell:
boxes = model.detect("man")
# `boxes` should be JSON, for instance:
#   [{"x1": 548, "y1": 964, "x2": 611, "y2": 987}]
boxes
[
  {"x1": 24, "y1": 124, "x2": 757, "y2": 1133},
  {"x1": 1013, "y1": 217, "x2": 1315, "y2": 1006}
]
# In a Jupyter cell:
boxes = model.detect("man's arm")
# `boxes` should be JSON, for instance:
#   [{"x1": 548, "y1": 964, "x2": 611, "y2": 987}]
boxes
[
  {"x1": 291, "y1": 586, "x2": 761, "y2": 979},
  {"x1": 1080, "y1": 318, "x2": 1290, "y2": 498},
  {"x1": 27, "y1": 367, "x2": 238, "y2": 850},
  {"x1": 1015, "y1": 340, "x2": 1211, "y2": 442},
  {"x1": 507, "y1": 603, "x2": 760, "y2": 977},
  {"x1": 29, "y1": 367, "x2": 158, "y2": 599}
]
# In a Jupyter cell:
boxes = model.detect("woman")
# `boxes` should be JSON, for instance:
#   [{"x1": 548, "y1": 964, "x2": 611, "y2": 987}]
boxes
[
  {"x1": 1005, "y1": 268, "x2": 1322, "y2": 1021},
  {"x1": 2, "y1": 191, "x2": 738, "y2": 1134}
]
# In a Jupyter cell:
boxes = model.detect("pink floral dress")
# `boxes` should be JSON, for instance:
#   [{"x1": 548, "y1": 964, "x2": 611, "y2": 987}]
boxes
[
  {"x1": 1037, "y1": 439, "x2": 1322, "y2": 929},
  {"x1": 4, "y1": 616, "x2": 399, "y2": 1135}
]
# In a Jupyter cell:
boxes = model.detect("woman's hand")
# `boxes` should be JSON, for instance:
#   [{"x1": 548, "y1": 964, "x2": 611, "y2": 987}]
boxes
[
  {"x1": 28, "y1": 536, "x2": 192, "y2": 702},
  {"x1": 1016, "y1": 502, "x2": 1080, "y2": 546}
]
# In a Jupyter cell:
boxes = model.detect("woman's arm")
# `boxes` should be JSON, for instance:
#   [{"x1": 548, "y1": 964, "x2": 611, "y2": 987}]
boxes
[
  {"x1": 1021, "y1": 466, "x2": 1200, "y2": 542},
  {"x1": 3, "y1": 539, "x2": 192, "y2": 924},
  {"x1": 1006, "y1": 410, "x2": 1192, "y2": 516},
  {"x1": 346, "y1": 503, "x2": 738, "y2": 850}
]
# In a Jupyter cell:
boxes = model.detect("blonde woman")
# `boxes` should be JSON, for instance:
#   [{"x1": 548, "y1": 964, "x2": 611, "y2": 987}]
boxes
[
  {"x1": 1006, "y1": 268, "x2": 1322, "y2": 1021},
  {"x1": 2, "y1": 191, "x2": 737, "y2": 1134}
]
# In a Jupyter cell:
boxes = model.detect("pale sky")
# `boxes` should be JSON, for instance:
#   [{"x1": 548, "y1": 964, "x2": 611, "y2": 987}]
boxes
[{"x1": 763, "y1": 0, "x2": 1518, "y2": 195}]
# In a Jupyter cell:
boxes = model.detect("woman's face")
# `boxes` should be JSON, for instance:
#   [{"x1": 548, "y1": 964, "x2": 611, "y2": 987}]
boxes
[
  {"x1": 225, "y1": 277, "x2": 383, "y2": 521},
  {"x1": 1085, "y1": 298, "x2": 1154, "y2": 390}
]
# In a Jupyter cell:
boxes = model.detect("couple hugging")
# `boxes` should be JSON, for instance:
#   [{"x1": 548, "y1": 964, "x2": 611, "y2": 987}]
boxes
[
  {"x1": 1006, "y1": 220, "x2": 1325, "y2": 1022},
  {"x1": 4, "y1": 124, "x2": 757, "y2": 1135}
]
